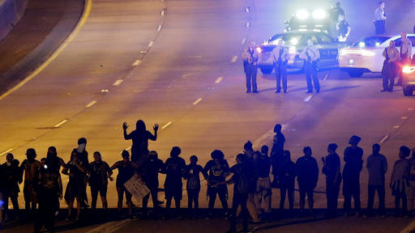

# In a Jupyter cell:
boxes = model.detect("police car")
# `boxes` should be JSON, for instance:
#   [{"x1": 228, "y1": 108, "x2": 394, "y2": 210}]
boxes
[
  {"x1": 285, "y1": 9, "x2": 331, "y2": 33},
  {"x1": 402, "y1": 64, "x2": 415, "y2": 96},
  {"x1": 339, "y1": 34, "x2": 415, "y2": 77},
  {"x1": 257, "y1": 30, "x2": 342, "y2": 74}
]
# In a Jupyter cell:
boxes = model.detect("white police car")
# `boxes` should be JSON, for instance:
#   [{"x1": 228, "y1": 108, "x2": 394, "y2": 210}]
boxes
[
  {"x1": 257, "y1": 30, "x2": 342, "y2": 74},
  {"x1": 339, "y1": 34, "x2": 415, "y2": 77}
]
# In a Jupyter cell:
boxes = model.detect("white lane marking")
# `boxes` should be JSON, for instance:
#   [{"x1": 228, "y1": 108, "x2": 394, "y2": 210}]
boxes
[
  {"x1": 157, "y1": 25, "x2": 162, "y2": 31},
  {"x1": 140, "y1": 50, "x2": 147, "y2": 54},
  {"x1": 215, "y1": 77, "x2": 223, "y2": 84},
  {"x1": 379, "y1": 135, "x2": 389, "y2": 144},
  {"x1": 0, "y1": 149, "x2": 13, "y2": 156},
  {"x1": 161, "y1": 10, "x2": 165, "y2": 16},
  {"x1": 231, "y1": 56, "x2": 238, "y2": 63},
  {"x1": 148, "y1": 41, "x2": 154, "y2": 47},
  {"x1": 241, "y1": 38, "x2": 246, "y2": 44},
  {"x1": 323, "y1": 74, "x2": 329, "y2": 81},
  {"x1": 401, "y1": 219, "x2": 415, "y2": 233},
  {"x1": 87, "y1": 219, "x2": 131, "y2": 233},
  {"x1": 409, "y1": 108, "x2": 415, "y2": 111},
  {"x1": 101, "y1": 89, "x2": 109, "y2": 93},
  {"x1": 113, "y1": 79, "x2": 123, "y2": 86},
  {"x1": 161, "y1": 121, "x2": 172, "y2": 129},
  {"x1": 393, "y1": 125, "x2": 400, "y2": 129},
  {"x1": 86, "y1": 100, "x2": 97, "y2": 108},
  {"x1": 245, "y1": 7, "x2": 250, "y2": 13},
  {"x1": 402, "y1": 116, "x2": 408, "y2": 120},
  {"x1": 132, "y1": 60, "x2": 142, "y2": 66},
  {"x1": 303, "y1": 94, "x2": 314, "y2": 102},
  {"x1": 54, "y1": 119, "x2": 68, "y2": 128},
  {"x1": 245, "y1": 22, "x2": 250, "y2": 28},
  {"x1": 193, "y1": 98, "x2": 203, "y2": 105}
]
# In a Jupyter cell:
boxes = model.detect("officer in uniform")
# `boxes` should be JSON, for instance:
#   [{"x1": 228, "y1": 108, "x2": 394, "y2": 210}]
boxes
[
  {"x1": 381, "y1": 40, "x2": 399, "y2": 92},
  {"x1": 336, "y1": 14, "x2": 351, "y2": 42},
  {"x1": 271, "y1": 40, "x2": 289, "y2": 93},
  {"x1": 396, "y1": 32, "x2": 412, "y2": 86},
  {"x1": 242, "y1": 41, "x2": 259, "y2": 93},
  {"x1": 374, "y1": 1, "x2": 386, "y2": 35},
  {"x1": 300, "y1": 39, "x2": 320, "y2": 93}
]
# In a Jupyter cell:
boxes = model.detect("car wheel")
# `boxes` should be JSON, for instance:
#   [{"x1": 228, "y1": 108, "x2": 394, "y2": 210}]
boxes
[
  {"x1": 260, "y1": 67, "x2": 273, "y2": 74},
  {"x1": 403, "y1": 87, "x2": 413, "y2": 96},
  {"x1": 347, "y1": 71, "x2": 364, "y2": 78}
]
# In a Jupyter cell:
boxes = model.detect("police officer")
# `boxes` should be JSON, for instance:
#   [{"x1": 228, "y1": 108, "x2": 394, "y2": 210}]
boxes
[
  {"x1": 336, "y1": 14, "x2": 351, "y2": 42},
  {"x1": 381, "y1": 40, "x2": 399, "y2": 92},
  {"x1": 300, "y1": 39, "x2": 320, "y2": 93},
  {"x1": 396, "y1": 32, "x2": 413, "y2": 86},
  {"x1": 242, "y1": 41, "x2": 259, "y2": 93},
  {"x1": 271, "y1": 40, "x2": 289, "y2": 93},
  {"x1": 374, "y1": 1, "x2": 386, "y2": 35}
]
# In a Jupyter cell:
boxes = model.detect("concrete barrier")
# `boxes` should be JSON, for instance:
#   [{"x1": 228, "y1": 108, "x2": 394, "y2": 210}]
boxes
[{"x1": 0, "y1": 0, "x2": 29, "y2": 40}]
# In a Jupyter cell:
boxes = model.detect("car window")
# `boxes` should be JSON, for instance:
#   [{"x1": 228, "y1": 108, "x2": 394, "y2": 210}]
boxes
[
  {"x1": 318, "y1": 34, "x2": 333, "y2": 44},
  {"x1": 269, "y1": 34, "x2": 304, "y2": 46},
  {"x1": 301, "y1": 35, "x2": 318, "y2": 45},
  {"x1": 409, "y1": 36, "x2": 415, "y2": 45},
  {"x1": 353, "y1": 36, "x2": 390, "y2": 47}
]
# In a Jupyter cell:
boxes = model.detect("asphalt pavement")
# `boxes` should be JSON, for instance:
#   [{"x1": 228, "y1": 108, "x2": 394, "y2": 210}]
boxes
[{"x1": 0, "y1": 0, "x2": 415, "y2": 232}]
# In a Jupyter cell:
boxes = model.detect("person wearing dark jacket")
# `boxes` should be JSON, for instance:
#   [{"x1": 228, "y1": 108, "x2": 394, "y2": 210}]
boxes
[
  {"x1": 322, "y1": 143, "x2": 342, "y2": 217},
  {"x1": 279, "y1": 150, "x2": 296, "y2": 213},
  {"x1": 366, "y1": 144, "x2": 387, "y2": 217},
  {"x1": 20, "y1": 148, "x2": 41, "y2": 217},
  {"x1": 184, "y1": 155, "x2": 208, "y2": 218},
  {"x1": 123, "y1": 120, "x2": 158, "y2": 165},
  {"x1": 255, "y1": 146, "x2": 272, "y2": 216},
  {"x1": 140, "y1": 150, "x2": 164, "y2": 216},
  {"x1": 2, "y1": 153, "x2": 21, "y2": 221},
  {"x1": 271, "y1": 124, "x2": 285, "y2": 188},
  {"x1": 296, "y1": 147, "x2": 319, "y2": 214},
  {"x1": 343, "y1": 135, "x2": 364, "y2": 217}
]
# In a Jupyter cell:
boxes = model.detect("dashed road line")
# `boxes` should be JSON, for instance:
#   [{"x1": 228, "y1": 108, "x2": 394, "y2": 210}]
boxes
[
  {"x1": 161, "y1": 121, "x2": 172, "y2": 129},
  {"x1": 86, "y1": 100, "x2": 97, "y2": 108},
  {"x1": 113, "y1": 79, "x2": 123, "y2": 86},
  {"x1": 245, "y1": 7, "x2": 250, "y2": 13},
  {"x1": 215, "y1": 77, "x2": 223, "y2": 84},
  {"x1": 402, "y1": 116, "x2": 408, "y2": 120},
  {"x1": 0, "y1": 149, "x2": 13, "y2": 156},
  {"x1": 241, "y1": 38, "x2": 246, "y2": 44},
  {"x1": 132, "y1": 60, "x2": 142, "y2": 66},
  {"x1": 157, "y1": 25, "x2": 162, "y2": 31},
  {"x1": 408, "y1": 108, "x2": 415, "y2": 111},
  {"x1": 54, "y1": 119, "x2": 68, "y2": 128},
  {"x1": 231, "y1": 56, "x2": 238, "y2": 63},
  {"x1": 148, "y1": 41, "x2": 154, "y2": 47},
  {"x1": 193, "y1": 98, "x2": 203, "y2": 105},
  {"x1": 245, "y1": 22, "x2": 250, "y2": 28},
  {"x1": 303, "y1": 94, "x2": 314, "y2": 102},
  {"x1": 393, "y1": 125, "x2": 400, "y2": 129},
  {"x1": 323, "y1": 73, "x2": 329, "y2": 81},
  {"x1": 161, "y1": 10, "x2": 165, "y2": 16},
  {"x1": 379, "y1": 135, "x2": 389, "y2": 144}
]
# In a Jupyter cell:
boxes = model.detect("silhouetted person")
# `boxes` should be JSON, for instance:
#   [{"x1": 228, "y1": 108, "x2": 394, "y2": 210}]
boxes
[
  {"x1": 243, "y1": 141, "x2": 260, "y2": 223},
  {"x1": 366, "y1": 144, "x2": 387, "y2": 217},
  {"x1": 279, "y1": 150, "x2": 296, "y2": 213},
  {"x1": 407, "y1": 148, "x2": 415, "y2": 215},
  {"x1": 140, "y1": 150, "x2": 164, "y2": 217},
  {"x1": 204, "y1": 150, "x2": 229, "y2": 219},
  {"x1": 62, "y1": 150, "x2": 86, "y2": 221},
  {"x1": 226, "y1": 153, "x2": 250, "y2": 233},
  {"x1": 111, "y1": 150, "x2": 137, "y2": 218},
  {"x1": 123, "y1": 120, "x2": 158, "y2": 165},
  {"x1": 296, "y1": 147, "x2": 319, "y2": 214},
  {"x1": 322, "y1": 143, "x2": 341, "y2": 218},
  {"x1": 34, "y1": 152, "x2": 62, "y2": 233},
  {"x1": 271, "y1": 124, "x2": 285, "y2": 187},
  {"x1": 390, "y1": 146, "x2": 411, "y2": 217},
  {"x1": 163, "y1": 146, "x2": 186, "y2": 218},
  {"x1": 255, "y1": 146, "x2": 272, "y2": 217},
  {"x1": 20, "y1": 148, "x2": 41, "y2": 217},
  {"x1": 45, "y1": 146, "x2": 66, "y2": 173},
  {"x1": 88, "y1": 151, "x2": 113, "y2": 216},
  {"x1": 75, "y1": 137, "x2": 90, "y2": 208},
  {"x1": 343, "y1": 135, "x2": 363, "y2": 217},
  {"x1": 2, "y1": 153, "x2": 20, "y2": 221},
  {"x1": 185, "y1": 155, "x2": 207, "y2": 218}
]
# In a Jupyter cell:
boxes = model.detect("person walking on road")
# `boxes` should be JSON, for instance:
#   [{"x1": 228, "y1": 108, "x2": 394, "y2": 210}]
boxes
[
  {"x1": 374, "y1": 1, "x2": 386, "y2": 35},
  {"x1": 242, "y1": 41, "x2": 259, "y2": 93},
  {"x1": 296, "y1": 147, "x2": 319, "y2": 214},
  {"x1": 123, "y1": 120, "x2": 158, "y2": 165},
  {"x1": 390, "y1": 146, "x2": 411, "y2": 217},
  {"x1": 184, "y1": 155, "x2": 207, "y2": 218},
  {"x1": 322, "y1": 143, "x2": 342, "y2": 218},
  {"x1": 204, "y1": 150, "x2": 230, "y2": 219},
  {"x1": 396, "y1": 32, "x2": 413, "y2": 86},
  {"x1": 381, "y1": 40, "x2": 400, "y2": 92},
  {"x1": 342, "y1": 135, "x2": 364, "y2": 217},
  {"x1": 20, "y1": 148, "x2": 41, "y2": 217},
  {"x1": 271, "y1": 124, "x2": 285, "y2": 188},
  {"x1": 365, "y1": 144, "x2": 387, "y2": 217},
  {"x1": 300, "y1": 39, "x2": 320, "y2": 93},
  {"x1": 279, "y1": 150, "x2": 296, "y2": 214},
  {"x1": 271, "y1": 40, "x2": 289, "y2": 93}
]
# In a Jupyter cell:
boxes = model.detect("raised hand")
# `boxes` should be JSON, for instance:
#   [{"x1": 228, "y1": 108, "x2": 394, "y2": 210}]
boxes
[
  {"x1": 154, "y1": 124, "x2": 159, "y2": 131},
  {"x1": 123, "y1": 122, "x2": 128, "y2": 130}
]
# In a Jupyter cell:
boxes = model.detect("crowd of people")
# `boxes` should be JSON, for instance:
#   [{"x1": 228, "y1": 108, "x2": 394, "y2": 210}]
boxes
[{"x1": 0, "y1": 120, "x2": 414, "y2": 233}]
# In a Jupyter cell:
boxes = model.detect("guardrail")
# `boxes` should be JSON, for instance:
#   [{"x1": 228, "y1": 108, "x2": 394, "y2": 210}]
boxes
[{"x1": 0, "y1": 0, "x2": 29, "y2": 40}]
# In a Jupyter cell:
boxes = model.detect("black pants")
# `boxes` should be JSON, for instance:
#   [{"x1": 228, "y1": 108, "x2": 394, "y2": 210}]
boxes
[
  {"x1": 375, "y1": 20, "x2": 385, "y2": 35},
  {"x1": 2, "y1": 189, "x2": 19, "y2": 219},
  {"x1": 343, "y1": 180, "x2": 361, "y2": 213},
  {"x1": 280, "y1": 186, "x2": 294, "y2": 210},
  {"x1": 208, "y1": 185, "x2": 228, "y2": 212},
  {"x1": 90, "y1": 185, "x2": 108, "y2": 210},
  {"x1": 142, "y1": 187, "x2": 159, "y2": 210},
  {"x1": 229, "y1": 193, "x2": 249, "y2": 233},
  {"x1": 395, "y1": 189, "x2": 408, "y2": 215},
  {"x1": 245, "y1": 64, "x2": 258, "y2": 92},
  {"x1": 35, "y1": 189, "x2": 59, "y2": 233},
  {"x1": 275, "y1": 63, "x2": 287, "y2": 92},
  {"x1": 187, "y1": 189, "x2": 200, "y2": 212},
  {"x1": 326, "y1": 181, "x2": 340, "y2": 215},
  {"x1": 305, "y1": 62, "x2": 320, "y2": 92},
  {"x1": 367, "y1": 185, "x2": 385, "y2": 215},
  {"x1": 382, "y1": 61, "x2": 395, "y2": 91}
]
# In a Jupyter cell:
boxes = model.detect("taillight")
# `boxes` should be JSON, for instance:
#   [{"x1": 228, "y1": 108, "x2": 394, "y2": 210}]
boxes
[{"x1": 403, "y1": 66, "x2": 415, "y2": 74}]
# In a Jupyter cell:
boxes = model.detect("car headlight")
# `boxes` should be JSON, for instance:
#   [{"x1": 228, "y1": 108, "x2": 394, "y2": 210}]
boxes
[
  {"x1": 296, "y1": 10, "x2": 309, "y2": 20},
  {"x1": 312, "y1": 9, "x2": 327, "y2": 19},
  {"x1": 289, "y1": 46, "x2": 296, "y2": 54},
  {"x1": 290, "y1": 38, "x2": 299, "y2": 46},
  {"x1": 403, "y1": 66, "x2": 415, "y2": 74},
  {"x1": 256, "y1": 47, "x2": 262, "y2": 53},
  {"x1": 358, "y1": 42, "x2": 365, "y2": 48}
]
